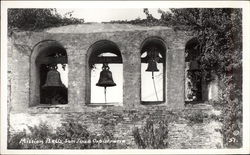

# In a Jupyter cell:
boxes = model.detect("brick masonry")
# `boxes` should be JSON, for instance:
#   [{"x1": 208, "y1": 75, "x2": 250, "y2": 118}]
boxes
[{"x1": 9, "y1": 104, "x2": 222, "y2": 149}]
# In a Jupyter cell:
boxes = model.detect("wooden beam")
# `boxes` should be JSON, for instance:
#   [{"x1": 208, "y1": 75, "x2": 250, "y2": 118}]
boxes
[
  {"x1": 141, "y1": 58, "x2": 164, "y2": 63},
  {"x1": 90, "y1": 56, "x2": 122, "y2": 64},
  {"x1": 36, "y1": 57, "x2": 67, "y2": 64}
]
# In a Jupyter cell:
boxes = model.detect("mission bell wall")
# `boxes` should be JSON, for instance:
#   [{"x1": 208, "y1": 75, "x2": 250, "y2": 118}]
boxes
[{"x1": 8, "y1": 25, "x2": 191, "y2": 112}]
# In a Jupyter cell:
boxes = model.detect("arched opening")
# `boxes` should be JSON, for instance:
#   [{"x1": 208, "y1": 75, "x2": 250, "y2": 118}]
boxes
[
  {"x1": 185, "y1": 37, "x2": 203, "y2": 102},
  {"x1": 140, "y1": 37, "x2": 166, "y2": 104},
  {"x1": 30, "y1": 40, "x2": 68, "y2": 106},
  {"x1": 87, "y1": 40, "x2": 123, "y2": 105}
]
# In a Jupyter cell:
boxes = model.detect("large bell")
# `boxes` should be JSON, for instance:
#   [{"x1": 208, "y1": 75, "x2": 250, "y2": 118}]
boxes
[
  {"x1": 96, "y1": 63, "x2": 116, "y2": 87},
  {"x1": 42, "y1": 67, "x2": 65, "y2": 88},
  {"x1": 146, "y1": 59, "x2": 159, "y2": 72}
]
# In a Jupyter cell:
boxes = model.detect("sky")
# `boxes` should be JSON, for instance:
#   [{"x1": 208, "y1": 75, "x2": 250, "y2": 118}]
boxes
[{"x1": 56, "y1": 8, "x2": 169, "y2": 23}]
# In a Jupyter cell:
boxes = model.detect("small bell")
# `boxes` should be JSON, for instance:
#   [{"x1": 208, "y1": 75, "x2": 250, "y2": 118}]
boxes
[
  {"x1": 96, "y1": 63, "x2": 116, "y2": 87},
  {"x1": 42, "y1": 66, "x2": 65, "y2": 88}
]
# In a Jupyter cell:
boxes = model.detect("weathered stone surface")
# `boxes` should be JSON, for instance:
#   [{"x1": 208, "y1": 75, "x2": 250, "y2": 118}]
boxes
[{"x1": 9, "y1": 104, "x2": 222, "y2": 149}]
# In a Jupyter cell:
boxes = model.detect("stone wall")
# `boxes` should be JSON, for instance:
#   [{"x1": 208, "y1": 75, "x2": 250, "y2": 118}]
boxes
[
  {"x1": 9, "y1": 104, "x2": 223, "y2": 149},
  {"x1": 6, "y1": 24, "x2": 223, "y2": 149}
]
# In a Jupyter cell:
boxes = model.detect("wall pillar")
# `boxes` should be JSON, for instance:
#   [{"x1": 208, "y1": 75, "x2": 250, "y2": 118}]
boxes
[
  {"x1": 122, "y1": 45, "x2": 141, "y2": 108},
  {"x1": 67, "y1": 47, "x2": 86, "y2": 111},
  {"x1": 10, "y1": 44, "x2": 30, "y2": 112},
  {"x1": 167, "y1": 43, "x2": 185, "y2": 108}
]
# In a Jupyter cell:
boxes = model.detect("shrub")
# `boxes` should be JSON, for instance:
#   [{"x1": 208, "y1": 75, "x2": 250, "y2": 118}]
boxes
[
  {"x1": 8, "y1": 123, "x2": 55, "y2": 149},
  {"x1": 185, "y1": 110, "x2": 209, "y2": 124},
  {"x1": 219, "y1": 74, "x2": 242, "y2": 148},
  {"x1": 8, "y1": 9, "x2": 84, "y2": 31},
  {"x1": 133, "y1": 119, "x2": 168, "y2": 149},
  {"x1": 8, "y1": 121, "x2": 118, "y2": 149},
  {"x1": 8, "y1": 130, "x2": 26, "y2": 149}
]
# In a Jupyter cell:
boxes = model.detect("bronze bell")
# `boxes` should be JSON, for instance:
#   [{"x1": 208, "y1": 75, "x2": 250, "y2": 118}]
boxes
[
  {"x1": 96, "y1": 63, "x2": 116, "y2": 87},
  {"x1": 146, "y1": 58, "x2": 159, "y2": 72},
  {"x1": 42, "y1": 66, "x2": 65, "y2": 88},
  {"x1": 145, "y1": 48, "x2": 160, "y2": 72}
]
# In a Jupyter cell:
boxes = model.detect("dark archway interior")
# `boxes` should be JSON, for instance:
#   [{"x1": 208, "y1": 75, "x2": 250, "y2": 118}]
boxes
[
  {"x1": 89, "y1": 40, "x2": 122, "y2": 67},
  {"x1": 185, "y1": 37, "x2": 201, "y2": 62},
  {"x1": 36, "y1": 45, "x2": 67, "y2": 65},
  {"x1": 141, "y1": 39, "x2": 166, "y2": 63},
  {"x1": 36, "y1": 45, "x2": 68, "y2": 105},
  {"x1": 185, "y1": 37, "x2": 203, "y2": 102}
]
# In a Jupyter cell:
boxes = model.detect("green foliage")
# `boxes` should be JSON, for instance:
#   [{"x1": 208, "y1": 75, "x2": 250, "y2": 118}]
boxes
[
  {"x1": 185, "y1": 110, "x2": 209, "y2": 124},
  {"x1": 7, "y1": 130, "x2": 26, "y2": 149},
  {"x1": 133, "y1": 119, "x2": 168, "y2": 149},
  {"x1": 159, "y1": 8, "x2": 242, "y2": 148},
  {"x1": 8, "y1": 121, "x2": 118, "y2": 149},
  {"x1": 154, "y1": 8, "x2": 242, "y2": 77},
  {"x1": 112, "y1": 8, "x2": 242, "y2": 78},
  {"x1": 219, "y1": 75, "x2": 242, "y2": 148},
  {"x1": 8, "y1": 123, "x2": 56, "y2": 149},
  {"x1": 109, "y1": 8, "x2": 162, "y2": 26},
  {"x1": 8, "y1": 9, "x2": 84, "y2": 31}
]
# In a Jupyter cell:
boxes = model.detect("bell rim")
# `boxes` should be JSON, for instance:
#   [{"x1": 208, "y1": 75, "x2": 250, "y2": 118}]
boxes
[
  {"x1": 96, "y1": 83, "x2": 116, "y2": 87},
  {"x1": 145, "y1": 69, "x2": 159, "y2": 72}
]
